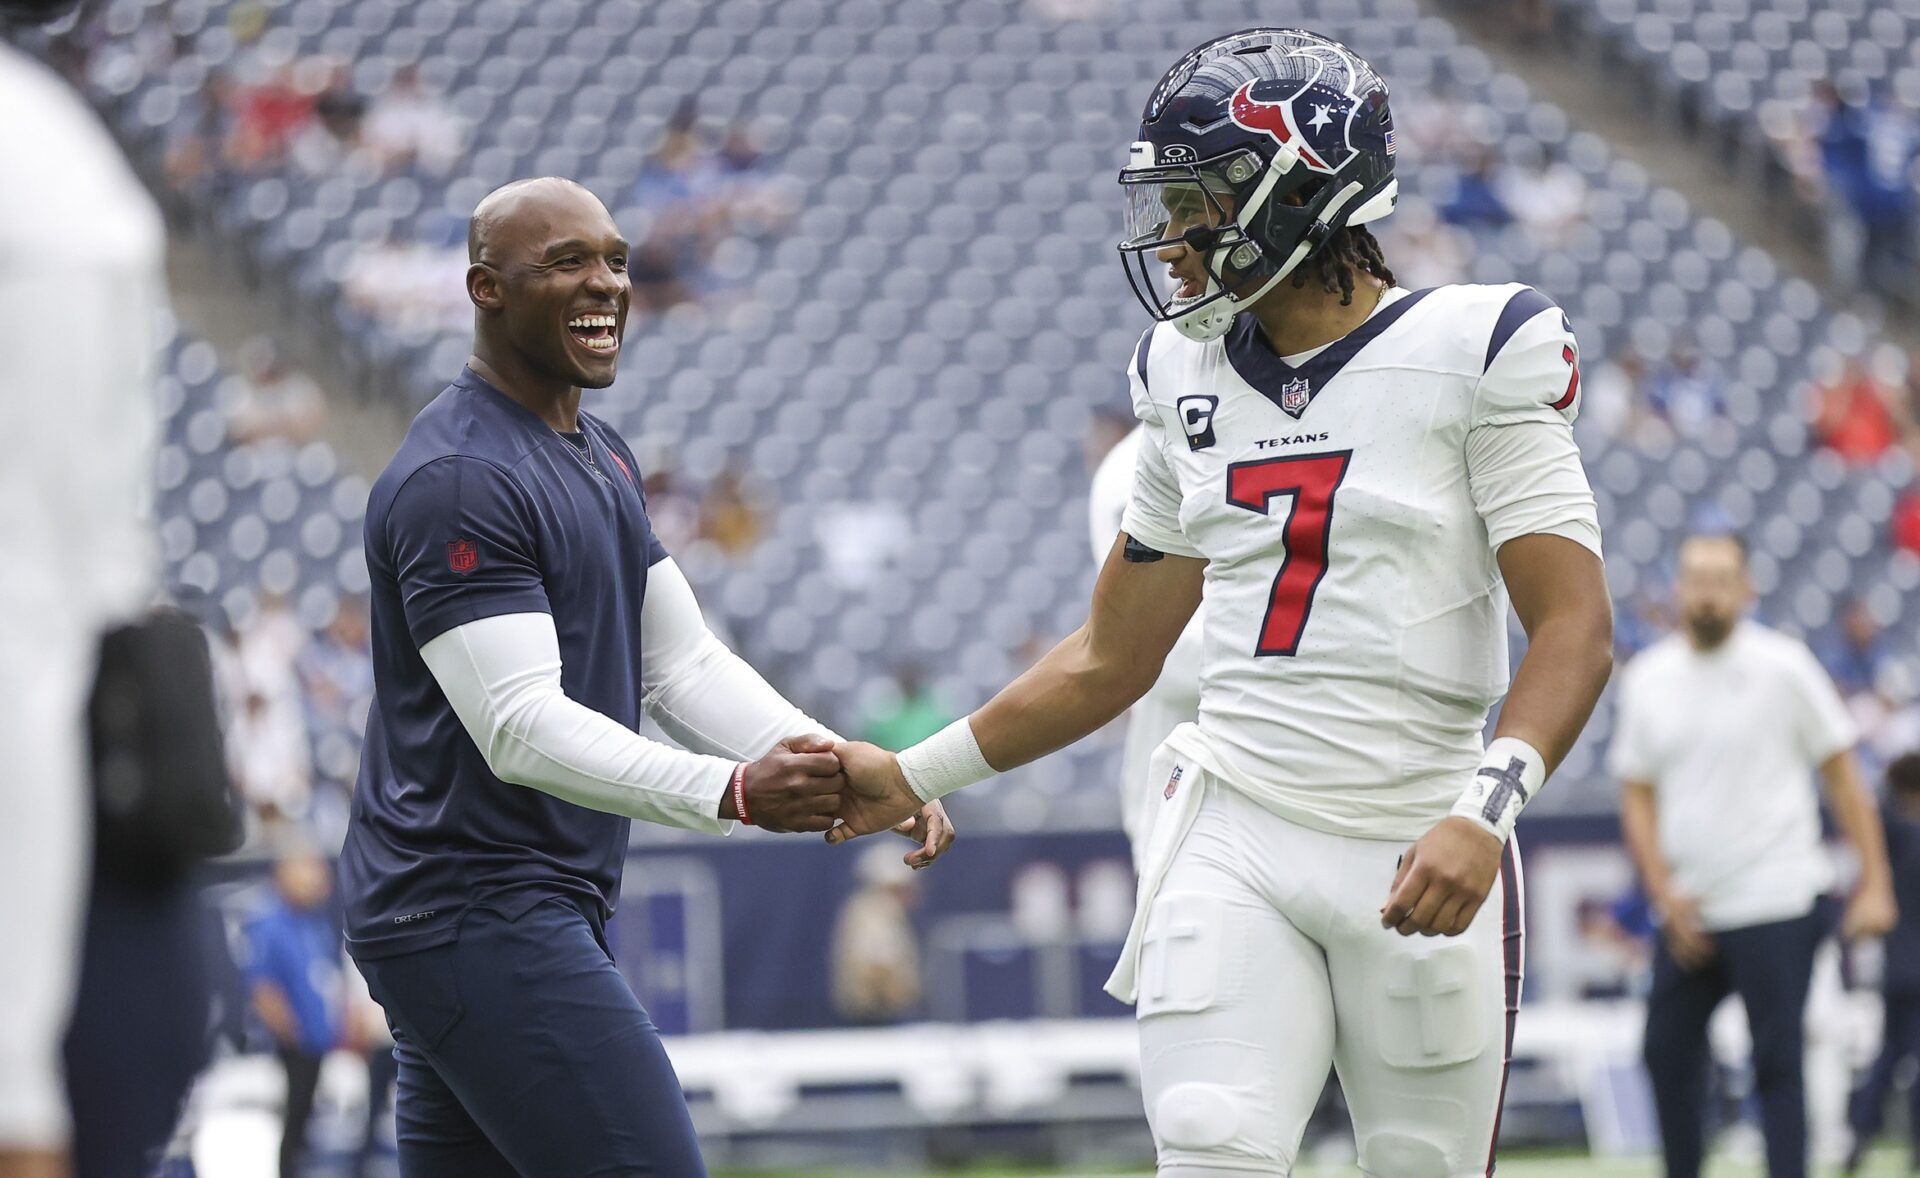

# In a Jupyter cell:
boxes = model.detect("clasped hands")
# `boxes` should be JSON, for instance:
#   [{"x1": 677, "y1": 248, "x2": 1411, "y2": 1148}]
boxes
[{"x1": 725, "y1": 735, "x2": 949, "y2": 868}]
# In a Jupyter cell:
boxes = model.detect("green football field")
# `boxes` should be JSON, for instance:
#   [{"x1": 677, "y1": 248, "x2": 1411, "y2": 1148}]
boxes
[{"x1": 715, "y1": 1145, "x2": 1919, "y2": 1176}]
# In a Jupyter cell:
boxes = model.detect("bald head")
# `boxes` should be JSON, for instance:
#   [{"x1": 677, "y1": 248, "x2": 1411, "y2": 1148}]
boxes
[
  {"x1": 467, "y1": 177, "x2": 610, "y2": 265},
  {"x1": 464, "y1": 176, "x2": 632, "y2": 392}
]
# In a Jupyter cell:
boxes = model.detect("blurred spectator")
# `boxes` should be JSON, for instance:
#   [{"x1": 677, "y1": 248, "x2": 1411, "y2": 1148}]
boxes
[
  {"x1": 287, "y1": 64, "x2": 368, "y2": 178},
  {"x1": 1646, "y1": 342, "x2": 1727, "y2": 439},
  {"x1": 640, "y1": 466, "x2": 700, "y2": 554},
  {"x1": 225, "y1": 337, "x2": 326, "y2": 445},
  {"x1": 1613, "y1": 585, "x2": 1677, "y2": 661},
  {"x1": 629, "y1": 237, "x2": 694, "y2": 313},
  {"x1": 863, "y1": 662, "x2": 953, "y2": 752},
  {"x1": 162, "y1": 71, "x2": 232, "y2": 191},
  {"x1": 340, "y1": 238, "x2": 471, "y2": 337},
  {"x1": 225, "y1": 58, "x2": 329, "y2": 172},
  {"x1": 241, "y1": 844, "x2": 345, "y2": 1178},
  {"x1": 830, "y1": 843, "x2": 923, "y2": 1025},
  {"x1": 1377, "y1": 199, "x2": 1469, "y2": 289},
  {"x1": 696, "y1": 464, "x2": 765, "y2": 557},
  {"x1": 1811, "y1": 79, "x2": 1919, "y2": 309},
  {"x1": 714, "y1": 123, "x2": 794, "y2": 238},
  {"x1": 1894, "y1": 489, "x2": 1920, "y2": 556},
  {"x1": 815, "y1": 500, "x2": 912, "y2": 589},
  {"x1": 1580, "y1": 344, "x2": 1660, "y2": 446},
  {"x1": 1395, "y1": 79, "x2": 1480, "y2": 170},
  {"x1": 298, "y1": 597, "x2": 373, "y2": 842},
  {"x1": 631, "y1": 101, "x2": 723, "y2": 259},
  {"x1": 231, "y1": 596, "x2": 315, "y2": 823},
  {"x1": 298, "y1": 597, "x2": 373, "y2": 742},
  {"x1": 1812, "y1": 357, "x2": 1900, "y2": 466},
  {"x1": 361, "y1": 64, "x2": 464, "y2": 175},
  {"x1": 240, "y1": 594, "x2": 311, "y2": 713},
  {"x1": 231, "y1": 687, "x2": 313, "y2": 824},
  {"x1": 1853, "y1": 664, "x2": 1920, "y2": 775},
  {"x1": 1439, "y1": 150, "x2": 1514, "y2": 230},
  {"x1": 1818, "y1": 598, "x2": 1892, "y2": 697},
  {"x1": 627, "y1": 103, "x2": 791, "y2": 305},
  {"x1": 1499, "y1": 141, "x2": 1587, "y2": 244},
  {"x1": 1846, "y1": 754, "x2": 1920, "y2": 1174},
  {"x1": 1568, "y1": 895, "x2": 1653, "y2": 1000}
]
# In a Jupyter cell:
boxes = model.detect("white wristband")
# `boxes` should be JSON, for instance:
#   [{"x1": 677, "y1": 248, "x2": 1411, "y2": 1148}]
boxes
[
  {"x1": 1451, "y1": 736, "x2": 1547, "y2": 842},
  {"x1": 896, "y1": 717, "x2": 995, "y2": 803}
]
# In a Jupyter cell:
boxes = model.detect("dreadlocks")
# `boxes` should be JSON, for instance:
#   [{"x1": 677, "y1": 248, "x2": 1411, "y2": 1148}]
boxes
[{"x1": 1289, "y1": 225, "x2": 1396, "y2": 306}]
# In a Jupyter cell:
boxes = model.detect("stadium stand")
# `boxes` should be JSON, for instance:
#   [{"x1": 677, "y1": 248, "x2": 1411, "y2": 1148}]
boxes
[
  {"x1": 1540, "y1": 0, "x2": 1918, "y2": 175},
  {"x1": 154, "y1": 323, "x2": 368, "y2": 631},
  {"x1": 19, "y1": 0, "x2": 1918, "y2": 829},
  {"x1": 1539, "y1": 0, "x2": 1920, "y2": 310}
]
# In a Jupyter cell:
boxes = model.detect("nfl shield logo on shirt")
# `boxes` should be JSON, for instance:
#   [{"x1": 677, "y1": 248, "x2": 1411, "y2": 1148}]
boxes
[
  {"x1": 1164, "y1": 764, "x2": 1184, "y2": 799},
  {"x1": 447, "y1": 539, "x2": 478, "y2": 574},
  {"x1": 1280, "y1": 377, "x2": 1312, "y2": 418}
]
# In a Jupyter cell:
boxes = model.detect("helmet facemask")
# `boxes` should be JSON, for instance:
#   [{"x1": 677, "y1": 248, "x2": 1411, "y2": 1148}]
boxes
[{"x1": 1118, "y1": 145, "x2": 1354, "y2": 342}]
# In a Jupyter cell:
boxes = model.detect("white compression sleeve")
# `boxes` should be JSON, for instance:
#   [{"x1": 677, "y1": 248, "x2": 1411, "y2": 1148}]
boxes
[
  {"x1": 419, "y1": 612, "x2": 736, "y2": 833},
  {"x1": 639, "y1": 557, "x2": 840, "y2": 755}
]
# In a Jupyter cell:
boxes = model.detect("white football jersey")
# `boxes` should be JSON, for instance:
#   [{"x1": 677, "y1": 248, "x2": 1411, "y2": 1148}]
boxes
[{"x1": 1120, "y1": 283, "x2": 1602, "y2": 841}]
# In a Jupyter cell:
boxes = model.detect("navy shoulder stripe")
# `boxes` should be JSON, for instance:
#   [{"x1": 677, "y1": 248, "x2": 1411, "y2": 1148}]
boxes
[
  {"x1": 1483, "y1": 286, "x2": 1557, "y2": 371},
  {"x1": 1133, "y1": 326, "x2": 1154, "y2": 391}
]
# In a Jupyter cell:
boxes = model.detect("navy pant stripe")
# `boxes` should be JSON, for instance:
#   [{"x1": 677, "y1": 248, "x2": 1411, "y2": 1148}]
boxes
[{"x1": 1485, "y1": 837, "x2": 1525, "y2": 1176}]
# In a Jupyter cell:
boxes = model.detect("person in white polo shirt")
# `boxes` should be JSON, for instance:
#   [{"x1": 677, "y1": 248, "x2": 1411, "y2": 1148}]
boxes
[{"x1": 1612, "y1": 532, "x2": 1897, "y2": 1178}]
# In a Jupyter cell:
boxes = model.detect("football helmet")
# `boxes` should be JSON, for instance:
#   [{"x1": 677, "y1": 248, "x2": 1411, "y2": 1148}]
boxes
[{"x1": 1119, "y1": 29, "x2": 1400, "y2": 341}]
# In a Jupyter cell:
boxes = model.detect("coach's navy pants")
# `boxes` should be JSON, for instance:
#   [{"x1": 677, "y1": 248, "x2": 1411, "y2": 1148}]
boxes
[
  {"x1": 1643, "y1": 905, "x2": 1824, "y2": 1178},
  {"x1": 354, "y1": 894, "x2": 706, "y2": 1177},
  {"x1": 1848, "y1": 989, "x2": 1920, "y2": 1163}
]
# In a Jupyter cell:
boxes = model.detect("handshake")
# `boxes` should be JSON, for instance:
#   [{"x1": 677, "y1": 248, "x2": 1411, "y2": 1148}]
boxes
[{"x1": 718, "y1": 735, "x2": 954, "y2": 868}]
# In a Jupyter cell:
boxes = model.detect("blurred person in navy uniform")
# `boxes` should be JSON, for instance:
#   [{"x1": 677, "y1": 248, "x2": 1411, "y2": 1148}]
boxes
[
  {"x1": 1846, "y1": 752, "x2": 1920, "y2": 1174},
  {"x1": 241, "y1": 845, "x2": 346, "y2": 1178},
  {"x1": 337, "y1": 178, "x2": 951, "y2": 1174},
  {"x1": 1614, "y1": 534, "x2": 1898, "y2": 1178},
  {"x1": 1, "y1": 2, "x2": 233, "y2": 1176}
]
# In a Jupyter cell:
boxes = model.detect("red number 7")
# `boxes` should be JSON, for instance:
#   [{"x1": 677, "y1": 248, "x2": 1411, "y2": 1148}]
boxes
[{"x1": 1225, "y1": 451, "x2": 1352, "y2": 657}]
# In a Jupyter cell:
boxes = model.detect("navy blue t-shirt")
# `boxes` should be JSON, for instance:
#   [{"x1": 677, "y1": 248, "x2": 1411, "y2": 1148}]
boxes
[{"x1": 339, "y1": 368, "x2": 667, "y2": 959}]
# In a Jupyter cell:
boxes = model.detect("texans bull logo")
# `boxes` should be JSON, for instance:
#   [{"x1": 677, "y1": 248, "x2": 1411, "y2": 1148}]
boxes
[{"x1": 1226, "y1": 79, "x2": 1355, "y2": 176}]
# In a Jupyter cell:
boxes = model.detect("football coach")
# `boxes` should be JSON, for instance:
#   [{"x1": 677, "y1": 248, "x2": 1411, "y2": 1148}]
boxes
[{"x1": 338, "y1": 177, "x2": 953, "y2": 1174}]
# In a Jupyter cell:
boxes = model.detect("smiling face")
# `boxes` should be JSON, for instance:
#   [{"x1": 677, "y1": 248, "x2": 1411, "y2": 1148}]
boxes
[
  {"x1": 1153, "y1": 182, "x2": 1231, "y2": 305},
  {"x1": 466, "y1": 178, "x2": 631, "y2": 390}
]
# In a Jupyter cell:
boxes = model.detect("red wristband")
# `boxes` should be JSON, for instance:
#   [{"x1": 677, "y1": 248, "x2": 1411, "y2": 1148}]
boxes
[{"x1": 730, "y1": 762, "x2": 752, "y2": 826}]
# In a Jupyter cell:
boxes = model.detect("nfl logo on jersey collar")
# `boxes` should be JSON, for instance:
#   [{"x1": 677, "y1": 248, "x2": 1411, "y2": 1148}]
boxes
[{"x1": 1224, "y1": 288, "x2": 1434, "y2": 421}]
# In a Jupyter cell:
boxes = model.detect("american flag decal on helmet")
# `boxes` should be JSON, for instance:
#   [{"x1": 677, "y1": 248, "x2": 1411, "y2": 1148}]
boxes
[{"x1": 1384, "y1": 128, "x2": 1396, "y2": 155}]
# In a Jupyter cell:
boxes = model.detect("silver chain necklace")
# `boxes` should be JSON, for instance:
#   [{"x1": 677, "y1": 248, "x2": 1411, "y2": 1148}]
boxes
[{"x1": 561, "y1": 428, "x2": 598, "y2": 471}]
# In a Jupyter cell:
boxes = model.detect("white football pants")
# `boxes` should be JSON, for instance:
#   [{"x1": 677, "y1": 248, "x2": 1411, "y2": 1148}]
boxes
[{"x1": 1135, "y1": 778, "x2": 1524, "y2": 1177}]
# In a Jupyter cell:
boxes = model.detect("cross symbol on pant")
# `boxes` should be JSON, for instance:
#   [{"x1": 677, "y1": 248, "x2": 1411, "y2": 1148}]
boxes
[
  {"x1": 1142, "y1": 913, "x2": 1200, "y2": 1005},
  {"x1": 1386, "y1": 956, "x2": 1466, "y2": 1057},
  {"x1": 1474, "y1": 756, "x2": 1530, "y2": 826}
]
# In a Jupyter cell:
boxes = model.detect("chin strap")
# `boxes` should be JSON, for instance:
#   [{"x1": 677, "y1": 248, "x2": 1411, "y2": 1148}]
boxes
[{"x1": 1172, "y1": 178, "x2": 1368, "y2": 342}]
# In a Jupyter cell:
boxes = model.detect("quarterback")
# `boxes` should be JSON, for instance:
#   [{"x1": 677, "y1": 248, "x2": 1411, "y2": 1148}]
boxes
[{"x1": 832, "y1": 28, "x2": 1613, "y2": 1177}]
